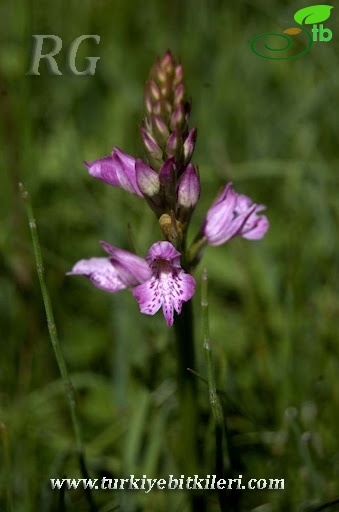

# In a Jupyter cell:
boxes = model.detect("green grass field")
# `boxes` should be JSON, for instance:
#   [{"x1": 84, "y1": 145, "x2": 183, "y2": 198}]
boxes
[{"x1": 1, "y1": 1, "x2": 339, "y2": 511}]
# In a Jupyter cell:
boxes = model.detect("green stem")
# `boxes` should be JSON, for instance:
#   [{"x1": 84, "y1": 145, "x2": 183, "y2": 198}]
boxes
[
  {"x1": 201, "y1": 269, "x2": 227, "y2": 512},
  {"x1": 174, "y1": 300, "x2": 208, "y2": 511},
  {"x1": 201, "y1": 269, "x2": 223, "y2": 426},
  {"x1": 19, "y1": 183, "x2": 96, "y2": 512},
  {"x1": 174, "y1": 299, "x2": 197, "y2": 471}
]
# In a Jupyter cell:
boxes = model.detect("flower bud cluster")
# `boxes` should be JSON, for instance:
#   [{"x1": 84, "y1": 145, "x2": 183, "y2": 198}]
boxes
[
  {"x1": 138, "y1": 51, "x2": 201, "y2": 243},
  {"x1": 141, "y1": 51, "x2": 196, "y2": 172}
]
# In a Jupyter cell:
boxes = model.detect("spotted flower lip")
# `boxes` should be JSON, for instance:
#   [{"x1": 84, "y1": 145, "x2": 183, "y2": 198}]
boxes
[
  {"x1": 133, "y1": 241, "x2": 196, "y2": 327},
  {"x1": 67, "y1": 241, "x2": 195, "y2": 327},
  {"x1": 202, "y1": 182, "x2": 269, "y2": 246},
  {"x1": 85, "y1": 147, "x2": 143, "y2": 197}
]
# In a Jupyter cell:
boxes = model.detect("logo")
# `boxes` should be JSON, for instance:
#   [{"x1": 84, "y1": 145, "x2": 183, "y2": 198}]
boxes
[{"x1": 250, "y1": 5, "x2": 333, "y2": 60}]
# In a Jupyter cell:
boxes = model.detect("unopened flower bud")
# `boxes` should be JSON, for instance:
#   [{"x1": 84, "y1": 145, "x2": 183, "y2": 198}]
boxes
[
  {"x1": 162, "y1": 99, "x2": 172, "y2": 118},
  {"x1": 160, "y1": 51, "x2": 175, "y2": 77},
  {"x1": 159, "y1": 157, "x2": 176, "y2": 188},
  {"x1": 136, "y1": 159, "x2": 160, "y2": 197},
  {"x1": 177, "y1": 164, "x2": 200, "y2": 209},
  {"x1": 152, "y1": 101, "x2": 162, "y2": 116},
  {"x1": 166, "y1": 130, "x2": 181, "y2": 158},
  {"x1": 148, "y1": 80, "x2": 161, "y2": 102},
  {"x1": 174, "y1": 83, "x2": 185, "y2": 106},
  {"x1": 144, "y1": 90, "x2": 153, "y2": 115},
  {"x1": 174, "y1": 65, "x2": 183, "y2": 87},
  {"x1": 183, "y1": 128, "x2": 197, "y2": 164},
  {"x1": 159, "y1": 158, "x2": 177, "y2": 208},
  {"x1": 140, "y1": 127, "x2": 163, "y2": 170},
  {"x1": 140, "y1": 127, "x2": 163, "y2": 160},
  {"x1": 170, "y1": 104, "x2": 185, "y2": 132},
  {"x1": 160, "y1": 83, "x2": 171, "y2": 99},
  {"x1": 156, "y1": 67, "x2": 166, "y2": 84},
  {"x1": 152, "y1": 115, "x2": 170, "y2": 145}
]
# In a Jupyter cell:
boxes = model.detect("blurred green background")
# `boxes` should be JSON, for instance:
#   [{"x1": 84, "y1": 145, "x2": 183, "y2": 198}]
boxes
[{"x1": 1, "y1": 0, "x2": 339, "y2": 511}]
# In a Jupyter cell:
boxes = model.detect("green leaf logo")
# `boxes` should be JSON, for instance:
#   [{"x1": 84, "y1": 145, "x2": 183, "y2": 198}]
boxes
[{"x1": 294, "y1": 5, "x2": 333, "y2": 25}]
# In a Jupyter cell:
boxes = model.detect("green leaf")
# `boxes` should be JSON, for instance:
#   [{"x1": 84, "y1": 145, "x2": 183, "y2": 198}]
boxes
[{"x1": 294, "y1": 5, "x2": 333, "y2": 25}]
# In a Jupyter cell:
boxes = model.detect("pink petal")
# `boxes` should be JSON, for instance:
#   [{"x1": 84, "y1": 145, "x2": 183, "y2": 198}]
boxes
[
  {"x1": 203, "y1": 186, "x2": 237, "y2": 245},
  {"x1": 113, "y1": 149, "x2": 143, "y2": 196},
  {"x1": 203, "y1": 183, "x2": 269, "y2": 245},
  {"x1": 132, "y1": 276, "x2": 163, "y2": 317},
  {"x1": 85, "y1": 147, "x2": 143, "y2": 197},
  {"x1": 241, "y1": 214, "x2": 269, "y2": 239},
  {"x1": 146, "y1": 241, "x2": 181, "y2": 268},
  {"x1": 85, "y1": 157, "x2": 119, "y2": 186},
  {"x1": 100, "y1": 241, "x2": 152, "y2": 284},
  {"x1": 67, "y1": 257, "x2": 126, "y2": 293}
]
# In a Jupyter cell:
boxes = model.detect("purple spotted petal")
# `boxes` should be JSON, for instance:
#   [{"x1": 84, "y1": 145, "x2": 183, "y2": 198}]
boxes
[
  {"x1": 132, "y1": 241, "x2": 195, "y2": 327},
  {"x1": 67, "y1": 257, "x2": 127, "y2": 292},
  {"x1": 85, "y1": 147, "x2": 143, "y2": 197}
]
